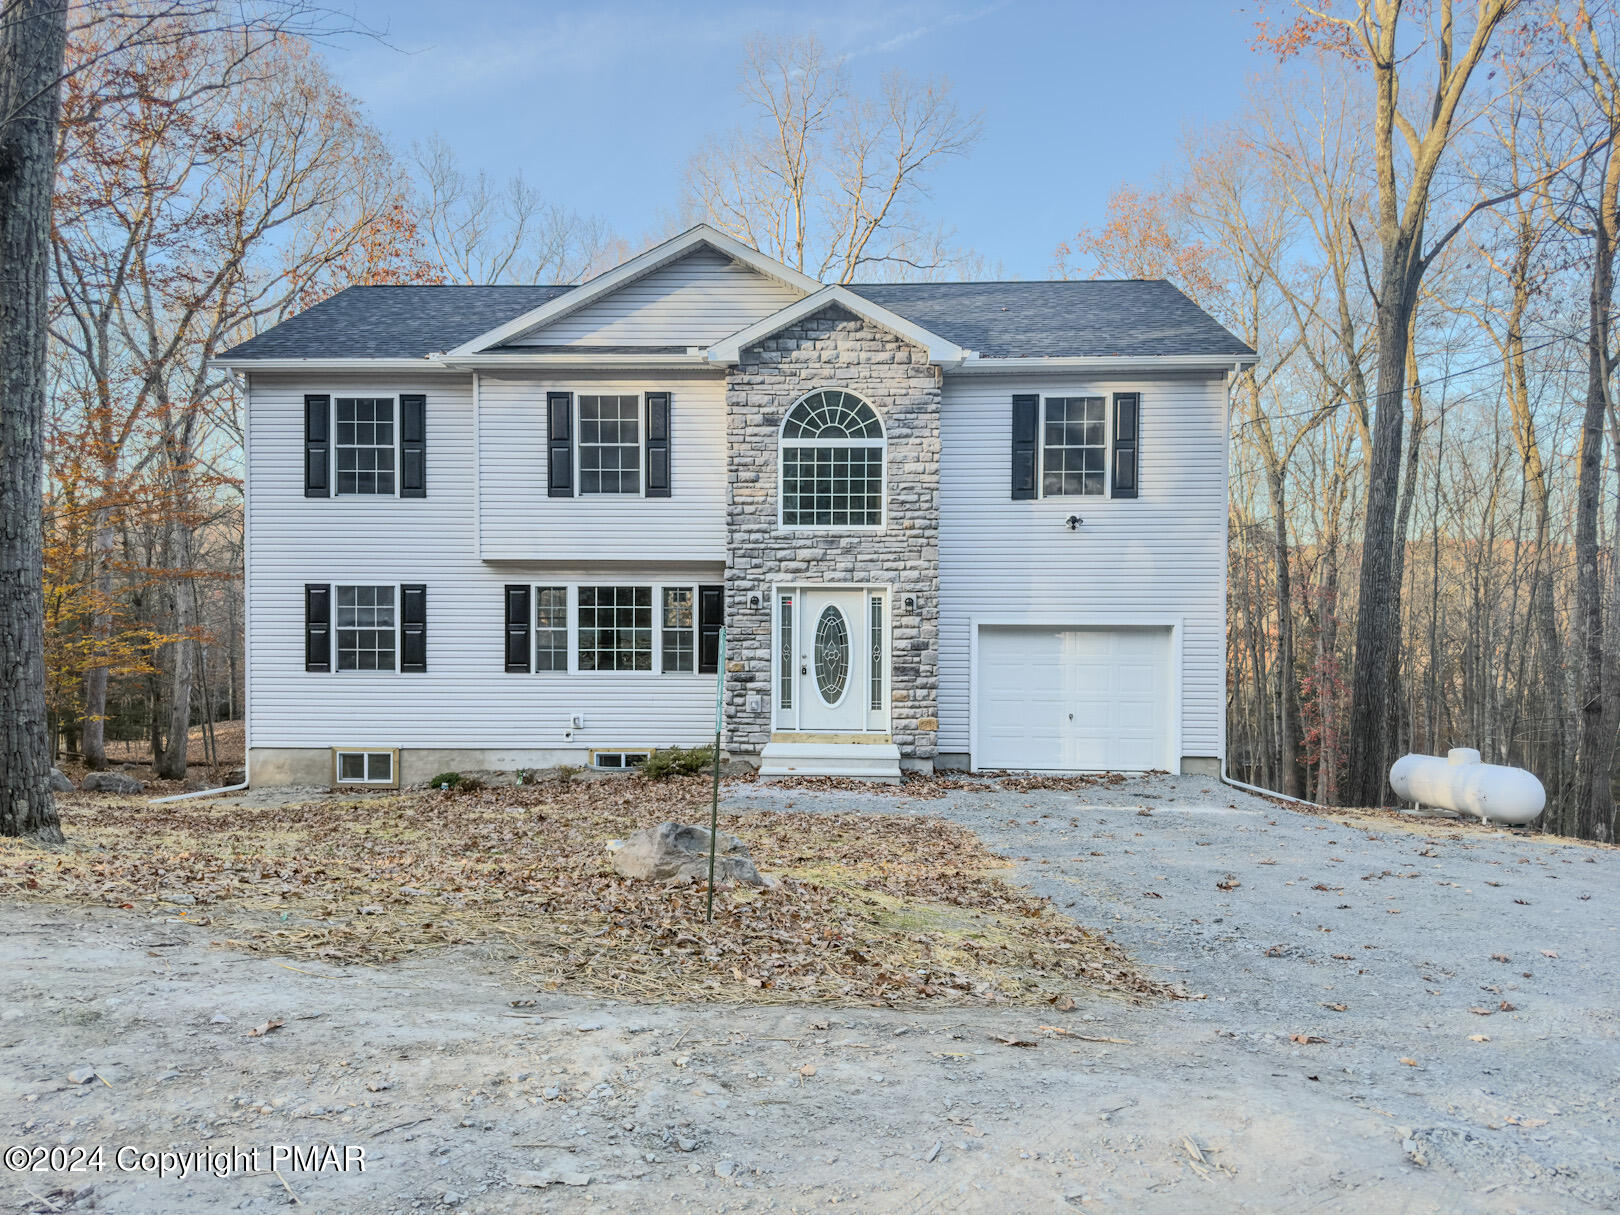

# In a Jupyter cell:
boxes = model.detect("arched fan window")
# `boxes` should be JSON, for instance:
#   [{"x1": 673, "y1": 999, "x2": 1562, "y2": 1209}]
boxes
[{"x1": 779, "y1": 390, "x2": 885, "y2": 528}]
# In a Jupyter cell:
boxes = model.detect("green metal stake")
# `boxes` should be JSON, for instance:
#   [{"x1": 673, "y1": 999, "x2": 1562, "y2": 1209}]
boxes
[{"x1": 706, "y1": 626, "x2": 726, "y2": 923}]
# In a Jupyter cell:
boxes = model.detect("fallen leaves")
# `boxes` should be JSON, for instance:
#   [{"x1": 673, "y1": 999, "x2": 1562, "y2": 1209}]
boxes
[
  {"x1": 988, "y1": 1033, "x2": 1038, "y2": 1048},
  {"x1": 1540, "y1": 949, "x2": 1559, "y2": 958},
  {"x1": 1468, "y1": 1034, "x2": 1490, "y2": 1043},
  {"x1": 1320, "y1": 1002, "x2": 1348, "y2": 1012},
  {"x1": 247, "y1": 1019, "x2": 284, "y2": 1037},
  {"x1": 1216, "y1": 875, "x2": 1242, "y2": 891},
  {"x1": 1399, "y1": 1057, "x2": 1420, "y2": 1067},
  {"x1": 0, "y1": 776, "x2": 1180, "y2": 1009},
  {"x1": 1289, "y1": 1033, "x2": 1327, "y2": 1045}
]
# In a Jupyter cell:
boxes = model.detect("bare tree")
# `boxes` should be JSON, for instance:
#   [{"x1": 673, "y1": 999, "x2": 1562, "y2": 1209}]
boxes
[
  {"x1": 1265, "y1": 1, "x2": 1530, "y2": 807},
  {"x1": 413, "y1": 135, "x2": 618, "y2": 285},
  {"x1": 1, "y1": 0, "x2": 68, "y2": 841},
  {"x1": 684, "y1": 33, "x2": 981, "y2": 282}
]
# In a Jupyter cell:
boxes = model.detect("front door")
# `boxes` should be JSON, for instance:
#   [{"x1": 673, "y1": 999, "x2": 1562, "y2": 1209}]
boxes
[{"x1": 796, "y1": 589, "x2": 868, "y2": 732}]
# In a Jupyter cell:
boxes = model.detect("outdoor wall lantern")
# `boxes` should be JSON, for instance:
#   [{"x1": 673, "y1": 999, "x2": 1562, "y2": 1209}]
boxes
[{"x1": 1066, "y1": 515, "x2": 1083, "y2": 531}]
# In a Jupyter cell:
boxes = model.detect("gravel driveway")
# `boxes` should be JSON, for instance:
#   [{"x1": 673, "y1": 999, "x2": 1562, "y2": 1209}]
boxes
[{"x1": 3, "y1": 774, "x2": 1615, "y2": 1214}]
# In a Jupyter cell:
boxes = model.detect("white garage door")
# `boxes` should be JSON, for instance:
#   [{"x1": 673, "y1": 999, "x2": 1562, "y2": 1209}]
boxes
[{"x1": 975, "y1": 625, "x2": 1171, "y2": 772}]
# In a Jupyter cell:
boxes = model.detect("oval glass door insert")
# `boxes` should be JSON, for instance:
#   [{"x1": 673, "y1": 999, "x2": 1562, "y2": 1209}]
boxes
[{"x1": 814, "y1": 605, "x2": 850, "y2": 705}]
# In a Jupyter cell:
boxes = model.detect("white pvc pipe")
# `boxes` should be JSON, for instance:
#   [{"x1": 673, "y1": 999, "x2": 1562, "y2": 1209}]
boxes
[
  {"x1": 147, "y1": 751, "x2": 249, "y2": 804},
  {"x1": 1389, "y1": 748, "x2": 1545, "y2": 826}
]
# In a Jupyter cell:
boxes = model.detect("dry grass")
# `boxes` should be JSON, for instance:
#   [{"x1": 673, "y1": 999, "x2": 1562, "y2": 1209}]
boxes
[{"x1": 0, "y1": 775, "x2": 1183, "y2": 1007}]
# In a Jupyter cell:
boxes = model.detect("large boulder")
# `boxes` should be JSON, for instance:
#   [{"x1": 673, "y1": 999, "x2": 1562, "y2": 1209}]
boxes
[
  {"x1": 48, "y1": 768, "x2": 74, "y2": 793},
  {"x1": 82, "y1": 770, "x2": 145, "y2": 795},
  {"x1": 609, "y1": 822, "x2": 771, "y2": 887}
]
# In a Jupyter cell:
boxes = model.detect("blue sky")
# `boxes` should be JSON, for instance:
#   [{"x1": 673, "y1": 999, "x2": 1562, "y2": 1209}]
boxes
[{"x1": 326, "y1": 1, "x2": 1265, "y2": 280}]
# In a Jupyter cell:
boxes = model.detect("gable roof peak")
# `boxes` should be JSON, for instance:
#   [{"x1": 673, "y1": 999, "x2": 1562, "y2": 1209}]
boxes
[{"x1": 444, "y1": 224, "x2": 822, "y2": 356}]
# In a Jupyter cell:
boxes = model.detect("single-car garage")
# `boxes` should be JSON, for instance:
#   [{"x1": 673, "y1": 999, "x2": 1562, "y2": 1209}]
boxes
[{"x1": 973, "y1": 624, "x2": 1175, "y2": 772}]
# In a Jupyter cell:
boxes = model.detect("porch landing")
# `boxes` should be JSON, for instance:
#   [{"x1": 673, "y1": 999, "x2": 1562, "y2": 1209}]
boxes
[{"x1": 757, "y1": 735, "x2": 902, "y2": 782}]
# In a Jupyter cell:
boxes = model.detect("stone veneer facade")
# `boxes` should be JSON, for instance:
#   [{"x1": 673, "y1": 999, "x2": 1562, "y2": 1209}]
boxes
[{"x1": 722, "y1": 305, "x2": 941, "y2": 764}]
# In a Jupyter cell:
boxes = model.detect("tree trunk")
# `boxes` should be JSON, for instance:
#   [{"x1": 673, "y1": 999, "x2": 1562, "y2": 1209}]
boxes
[
  {"x1": 156, "y1": 515, "x2": 195, "y2": 781},
  {"x1": 1574, "y1": 172, "x2": 1617, "y2": 843},
  {"x1": 0, "y1": 0, "x2": 68, "y2": 841},
  {"x1": 1265, "y1": 464, "x2": 1301, "y2": 797},
  {"x1": 81, "y1": 501, "x2": 115, "y2": 770},
  {"x1": 1344, "y1": 243, "x2": 1422, "y2": 808}
]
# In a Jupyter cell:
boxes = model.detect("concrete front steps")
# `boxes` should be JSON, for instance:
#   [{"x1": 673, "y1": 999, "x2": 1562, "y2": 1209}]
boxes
[{"x1": 757, "y1": 734, "x2": 902, "y2": 782}]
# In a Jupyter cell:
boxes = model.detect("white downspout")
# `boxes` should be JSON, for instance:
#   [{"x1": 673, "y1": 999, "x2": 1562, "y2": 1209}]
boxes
[{"x1": 1218, "y1": 356, "x2": 1321, "y2": 810}]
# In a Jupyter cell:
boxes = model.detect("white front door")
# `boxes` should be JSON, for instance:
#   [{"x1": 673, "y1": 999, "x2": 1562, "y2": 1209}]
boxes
[{"x1": 796, "y1": 589, "x2": 869, "y2": 732}]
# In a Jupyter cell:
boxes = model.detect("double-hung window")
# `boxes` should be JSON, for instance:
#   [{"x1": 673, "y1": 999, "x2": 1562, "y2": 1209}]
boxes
[
  {"x1": 662, "y1": 588, "x2": 695, "y2": 673},
  {"x1": 535, "y1": 586, "x2": 568, "y2": 671},
  {"x1": 577, "y1": 394, "x2": 641, "y2": 494},
  {"x1": 335, "y1": 585, "x2": 396, "y2": 671},
  {"x1": 1041, "y1": 396, "x2": 1106, "y2": 497},
  {"x1": 335, "y1": 397, "x2": 396, "y2": 495}
]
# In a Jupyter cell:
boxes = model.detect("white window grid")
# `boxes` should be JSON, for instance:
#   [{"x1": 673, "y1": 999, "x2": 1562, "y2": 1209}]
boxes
[
  {"x1": 662, "y1": 587, "x2": 695, "y2": 673},
  {"x1": 522, "y1": 583, "x2": 706, "y2": 675},
  {"x1": 578, "y1": 394, "x2": 642, "y2": 495},
  {"x1": 334, "y1": 396, "x2": 397, "y2": 495},
  {"x1": 577, "y1": 585, "x2": 653, "y2": 672},
  {"x1": 778, "y1": 389, "x2": 886, "y2": 530},
  {"x1": 335, "y1": 585, "x2": 397, "y2": 671},
  {"x1": 535, "y1": 586, "x2": 568, "y2": 671},
  {"x1": 1041, "y1": 396, "x2": 1107, "y2": 498}
]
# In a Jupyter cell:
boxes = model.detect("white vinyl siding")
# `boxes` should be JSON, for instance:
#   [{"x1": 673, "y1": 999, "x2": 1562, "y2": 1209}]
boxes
[
  {"x1": 245, "y1": 372, "x2": 720, "y2": 751},
  {"x1": 506, "y1": 248, "x2": 804, "y2": 347},
  {"x1": 937, "y1": 371, "x2": 1228, "y2": 763},
  {"x1": 477, "y1": 370, "x2": 726, "y2": 561}
]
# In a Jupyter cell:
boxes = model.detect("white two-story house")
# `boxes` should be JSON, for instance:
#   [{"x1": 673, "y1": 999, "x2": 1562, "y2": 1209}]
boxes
[{"x1": 218, "y1": 225, "x2": 1254, "y2": 786}]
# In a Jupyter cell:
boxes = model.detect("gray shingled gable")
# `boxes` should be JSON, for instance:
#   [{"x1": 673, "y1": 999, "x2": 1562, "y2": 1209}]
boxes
[
  {"x1": 221, "y1": 285, "x2": 570, "y2": 360},
  {"x1": 222, "y1": 278, "x2": 1251, "y2": 362},
  {"x1": 846, "y1": 280, "x2": 1254, "y2": 359}
]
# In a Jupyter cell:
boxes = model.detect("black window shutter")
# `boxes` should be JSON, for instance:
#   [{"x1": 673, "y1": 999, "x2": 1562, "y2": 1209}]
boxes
[
  {"x1": 400, "y1": 394, "x2": 426, "y2": 498},
  {"x1": 547, "y1": 391, "x2": 573, "y2": 497},
  {"x1": 504, "y1": 584, "x2": 532, "y2": 672},
  {"x1": 645, "y1": 391, "x2": 670, "y2": 498},
  {"x1": 1010, "y1": 394, "x2": 1038, "y2": 500},
  {"x1": 304, "y1": 395, "x2": 330, "y2": 498},
  {"x1": 1112, "y1": 392, "x2": 1139, "y2": 499},
  {"x1": 304, "y1": 584, "x2": 330, "y2": 671},
  {"x1": 697, "y1": 584, "x2": 724, "y2": 674},
  {"x1": 401, "y1": 584, "x2": 427, "y2": 671}
]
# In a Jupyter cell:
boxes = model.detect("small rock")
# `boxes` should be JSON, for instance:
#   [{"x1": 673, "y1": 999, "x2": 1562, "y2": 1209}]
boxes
[
  {"x1": 357, "y1": 906, "x2": 385, "y2": 916},
  {"x1": 49, "y1": 768, "x2": 74, "y2": 793},
  {"x1": 558, "y1": 1172, "x2": 591, "y2": 1187},
  {"x1": 714, "y1": 1160, "x2": 736, "y2": 1178},
  {"x1": 82, "y1": 771, "x2": 144, "y2": 794},
  {"x1": 159, "y1": 891, "x2": 196, "y2": 906},
  {"x1": 66, "y1": 1067, "x2": 97, "y2": 1085},
  {"x1": 676, "y1": 1136, "x2": 698, "y2": 1153},
  {"x1": 440, "y1": 1191, "x2": 463, "y2": 1206},
  {"x1": 925, "y1": 1141, "x2": 942, "y2": 1163},
  {"x1": 576, "y1": 1021, "x2": 604, "y2": 1032},
  {"x1": 210, "y1": 1013, "x2": 231, "y2": 1024},
  {"x1": 609, "y1": 821, "x2": 773, "y2": 887},
  {"x1": 544, "y1": 1086, "x2": 561, "y2": 1101},
  {"x1": 687, "y1": 1163, "x2": 702, "y2": 1175}
]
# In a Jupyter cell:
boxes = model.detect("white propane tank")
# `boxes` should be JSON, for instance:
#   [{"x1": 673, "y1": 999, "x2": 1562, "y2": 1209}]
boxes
[{"x1": 1388, "y1": 748, "x2": 1545, "y2": 826}]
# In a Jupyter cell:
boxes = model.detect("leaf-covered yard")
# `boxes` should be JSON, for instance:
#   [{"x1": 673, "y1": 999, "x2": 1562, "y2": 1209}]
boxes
[{"x1": 0, "y1": 775, "x2": 1177, "y2": 1006}]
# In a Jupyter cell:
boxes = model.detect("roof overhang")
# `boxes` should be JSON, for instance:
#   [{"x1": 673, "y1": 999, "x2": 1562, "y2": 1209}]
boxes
[
  {"x1": 707, "y1": 285, "x2": 970, "y2": 367},
  {"x1": 445, "y1": 224, "x2": 823, "y2": 357},
  {"x1": 210, "y1": 357, "x2": 465, "y2": 374},
  {"x1": 949, "y1": 353, "x2": 1259, "y2": 375}
]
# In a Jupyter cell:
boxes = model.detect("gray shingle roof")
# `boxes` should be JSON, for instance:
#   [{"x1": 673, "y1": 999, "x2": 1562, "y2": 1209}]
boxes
[
  {"x1": 846, "y1": 280, "x2": 1254, "y2": 359},
  {"x1": 221, "y1": 278, "x2": 1251, "y2": 362},
  {"x1": 221, "y1": 285, "x2": 569, "y2": 360}
]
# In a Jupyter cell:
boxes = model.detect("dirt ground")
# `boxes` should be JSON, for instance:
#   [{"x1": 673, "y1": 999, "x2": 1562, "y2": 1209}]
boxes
[{"x1": 4, "y1": 774, "x2": 1617, "y2": 1214}]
